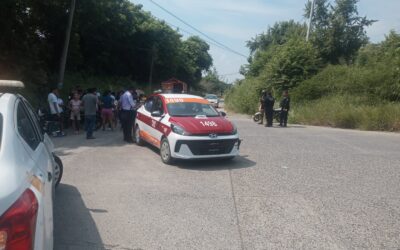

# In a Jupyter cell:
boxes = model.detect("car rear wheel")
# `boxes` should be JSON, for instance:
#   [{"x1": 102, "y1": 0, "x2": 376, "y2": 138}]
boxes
[
  {"x1": 53, "y1": 154, "x2": 63, "y2": 188},
  {"x1": 135, "y1": 126, "x2": 144, "y2": 146},
  {"x1": 160, "y1": 138, "x2": 174, "y2": 164}
]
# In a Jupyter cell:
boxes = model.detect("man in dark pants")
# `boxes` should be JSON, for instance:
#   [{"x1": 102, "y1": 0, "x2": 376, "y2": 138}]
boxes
[
  {"x1": 264, "y1": 91, "x2": 275, "y2": 127},
  {"x1": 120, "y1": 87, "x2": 137, "y2": 143},
  {"x1": 258, "y1": 90, "x2": 267, "y2": 125},
  {"x1": 279, "y1": 90, "x2": 290, "y2": 127},
  {"x1": 82, "y1": 88, "x2": 99, "y2": 139}
]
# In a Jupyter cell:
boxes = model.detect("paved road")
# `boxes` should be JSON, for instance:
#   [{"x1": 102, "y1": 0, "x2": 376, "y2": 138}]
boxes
[{"x1": 53, "y1": 115, "x2": 400, "y2": 250}]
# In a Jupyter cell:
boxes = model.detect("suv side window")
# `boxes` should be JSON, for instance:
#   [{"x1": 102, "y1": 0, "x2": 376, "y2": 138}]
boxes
[
  {"x1": 144, "y1": 97, "x2": 154, "y2": 112},
  {"x1": 153, "y1": 97, "x2": 164, "y2": 115},
  {"x1": 22, "y1": 98, "x2": 43, "y2": 141},
  {"x1": 16, "y1": 102, "x2": 40, "y2": 150}
]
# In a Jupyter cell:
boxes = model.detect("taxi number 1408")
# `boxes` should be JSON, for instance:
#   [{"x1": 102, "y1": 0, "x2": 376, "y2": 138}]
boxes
[{"x1": 200, "y1": 121, "x2": 218, "y2": 127}]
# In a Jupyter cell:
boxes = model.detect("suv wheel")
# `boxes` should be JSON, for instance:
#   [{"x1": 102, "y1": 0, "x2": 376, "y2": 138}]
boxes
[{"x1": 160, "y1": 138, "x2": 174, "y2": 164}]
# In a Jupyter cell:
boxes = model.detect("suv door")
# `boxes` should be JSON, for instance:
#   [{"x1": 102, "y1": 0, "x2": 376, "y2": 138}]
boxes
[
  {"x1": 148, "y1": 96, "x2": 165, "y2": 147},
  {"x1": 15, "y1": 99, "x2": 53, "y2": 249},
  {"x1": 139, "y1": 96, "x2": 155, "y2": 143}
]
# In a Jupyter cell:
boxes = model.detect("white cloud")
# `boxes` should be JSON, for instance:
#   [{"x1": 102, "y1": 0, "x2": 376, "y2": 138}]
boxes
[
  {"x1": 165, "y1": 0, "x2": 295, "y2": 17},
  {"x1": 209, "y1": 45, "x2": 246, "y2": 83},
  {"x1": 202, "y1": 23, "x2": 260, "y2": 41}
]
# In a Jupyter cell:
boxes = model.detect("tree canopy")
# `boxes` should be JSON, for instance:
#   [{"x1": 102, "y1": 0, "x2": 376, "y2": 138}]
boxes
[
  {"x1": 304, "y1": 0, "x2": 375, "y2": 64},
  {"x1": 0, "y1": 0, "x2": 213, "y2": 93},
  {"x1": 225, "y1": 0, "x2": 399, "y2": 120}
]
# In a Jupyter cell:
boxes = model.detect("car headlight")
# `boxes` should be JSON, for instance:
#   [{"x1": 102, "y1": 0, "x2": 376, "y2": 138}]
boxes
[
  {"x1": 231, "y1": 123, "x2": 238, "y2": 135},
  {"x1": 171, "y1": 124, "x2": 191, "y2": 136}
]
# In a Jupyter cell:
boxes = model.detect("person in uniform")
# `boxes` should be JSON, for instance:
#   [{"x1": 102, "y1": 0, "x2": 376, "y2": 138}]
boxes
[
  {"x1": 264, "y1": 91, "x2": 275, "y2": 127},
  {"x1": 258, "y1": 90, "x2": 267, "y2": 125},
  {"x1": 279, "y1": 90, "x2": 290, "y2": 127}
]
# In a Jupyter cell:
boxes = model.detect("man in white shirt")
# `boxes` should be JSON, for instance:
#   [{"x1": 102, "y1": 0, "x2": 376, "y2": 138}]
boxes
[
  {"x1": 120, "y1": 87, "x2": 137, "y2": 143},
  {"x1": 48, "y1": 87, "x2": 64, "y2": 136}
]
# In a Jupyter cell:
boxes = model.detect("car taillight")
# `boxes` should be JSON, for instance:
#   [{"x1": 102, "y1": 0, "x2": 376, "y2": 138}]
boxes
[{"x1": 0, "y1": 189, "x2": 38, "y2": 250}]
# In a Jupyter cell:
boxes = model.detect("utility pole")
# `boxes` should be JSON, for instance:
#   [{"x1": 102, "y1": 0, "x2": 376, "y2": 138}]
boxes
[
  {"x1": 148, "y1": 45, "x2": 156, "y2": 92},
  {"x1": 306, "y1": 0, "x2": 316, "y2": 42},
  {"x1": 58, "y1": 0, "x2": 76, "y2": 89}
]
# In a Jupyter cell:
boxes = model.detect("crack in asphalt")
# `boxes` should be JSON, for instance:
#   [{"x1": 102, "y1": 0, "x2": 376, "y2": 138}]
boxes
[{"x1": 228, "y1": 169, "x2": 245, "y2": 250}]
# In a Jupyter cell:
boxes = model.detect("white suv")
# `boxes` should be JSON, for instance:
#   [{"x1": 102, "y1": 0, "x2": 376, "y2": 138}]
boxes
[{"x1": 0, "y1": 81, "x2": 62, "y2": 250}]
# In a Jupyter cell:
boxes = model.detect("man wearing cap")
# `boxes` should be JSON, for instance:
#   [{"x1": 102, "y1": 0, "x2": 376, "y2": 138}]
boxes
[{"x1": 264, "y1": 91, "x2": 275, "y2": 127}]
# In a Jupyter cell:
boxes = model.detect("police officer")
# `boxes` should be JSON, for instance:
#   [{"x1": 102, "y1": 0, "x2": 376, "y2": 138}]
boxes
[
  {"x1": 264, "y1": 91, "x2": 275, "y2": 127},
  {"x1": 279, "y1": 90, "x2": 290, "y2": 127},
  {"x1": 258, "y1": 90, "x2": 267, "y2": 124}
]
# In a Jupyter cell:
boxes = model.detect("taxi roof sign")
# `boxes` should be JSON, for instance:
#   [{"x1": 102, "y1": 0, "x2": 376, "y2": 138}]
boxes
[{"x1": 0, "y1": 80, "x2": 25, "y2": 89}]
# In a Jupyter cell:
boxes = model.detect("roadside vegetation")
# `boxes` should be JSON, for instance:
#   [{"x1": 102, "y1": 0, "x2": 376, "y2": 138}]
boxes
[
  {"x1": 0, "y1": 0, "x2": 213, "y2": 101},
  {"x1": 225, "y1": 0, "x2": 400, "y2": 131}
]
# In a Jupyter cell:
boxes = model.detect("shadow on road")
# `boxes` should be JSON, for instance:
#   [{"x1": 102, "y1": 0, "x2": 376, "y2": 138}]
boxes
[
  {"x1": 54, "y1": 184, "x2": 106, "y2": 250},
  {"x1": 175, "y1": 155, "x2": 256, "y2": 171}
]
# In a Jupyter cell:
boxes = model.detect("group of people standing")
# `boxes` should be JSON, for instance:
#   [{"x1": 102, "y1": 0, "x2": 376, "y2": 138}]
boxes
[
  {"x1": 258, "y1": 90, "x2": 290, "y2": 127},
  {"x1": 47, "y1": 86, "x2": 140, "y2": 142}
]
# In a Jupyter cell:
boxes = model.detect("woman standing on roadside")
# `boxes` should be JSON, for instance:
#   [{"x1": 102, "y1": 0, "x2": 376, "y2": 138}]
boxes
[
  {"x1": 69, "y1": 92, "x2": 82, "y2": 134},
  {"x1": 101, "y1": 90, "x2": 115, "y2": 131}
]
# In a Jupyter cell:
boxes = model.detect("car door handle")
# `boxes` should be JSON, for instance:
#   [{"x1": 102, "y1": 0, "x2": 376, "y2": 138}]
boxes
[{"x1": 48, "y1": 172, "x2": 52, "y2": 182}]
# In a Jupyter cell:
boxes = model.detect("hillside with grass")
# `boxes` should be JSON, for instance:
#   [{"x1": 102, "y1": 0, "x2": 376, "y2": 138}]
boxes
[{"x1": 225, "y1": 0, "x2": 400, "y2": 131}]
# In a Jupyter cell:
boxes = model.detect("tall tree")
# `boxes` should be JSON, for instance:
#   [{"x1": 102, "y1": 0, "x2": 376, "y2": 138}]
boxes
[
  {"x1": 0, "y1": 0, "x2": 213, "y2": 93},
  {"x1": 305, "y1": 0, "x2": 375, "y2": 64},
  {"x1": 243, "y1": 21, "x2": 306, "y2": 77},
  {"x1": 177, "y1": 36, "x2": 213, "y2": 87}
]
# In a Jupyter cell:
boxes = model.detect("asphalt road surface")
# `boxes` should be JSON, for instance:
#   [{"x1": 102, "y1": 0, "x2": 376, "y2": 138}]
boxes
[{"x1": 53, "y1": 115, "x2": 400, "y2": 250}]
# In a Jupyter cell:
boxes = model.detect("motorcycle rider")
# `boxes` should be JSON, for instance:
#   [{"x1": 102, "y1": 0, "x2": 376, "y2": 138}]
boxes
[
  {"x1": 264, "y1": 91, "x2": 275, "y2": 127},
  {"x1": 279, "y1": 90, "x2": 290, "y2": 127}
]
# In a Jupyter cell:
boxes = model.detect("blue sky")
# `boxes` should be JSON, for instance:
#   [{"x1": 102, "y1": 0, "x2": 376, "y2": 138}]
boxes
[{"x1": 131, "y1": 0, "x2": 400, "y2": 83}]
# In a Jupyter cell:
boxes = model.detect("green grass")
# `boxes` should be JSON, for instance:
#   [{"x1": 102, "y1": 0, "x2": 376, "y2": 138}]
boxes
[{"x1": 290, "y1": 95, "x2": 400, "y2": 131}]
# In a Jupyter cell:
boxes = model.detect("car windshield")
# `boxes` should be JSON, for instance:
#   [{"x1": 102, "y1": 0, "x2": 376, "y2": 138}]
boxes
[
  {"x1": 205, "y1": 94, "x2": 218, "y2": 99},
  {"x1": 167, "y1": 102, "x2": 220, "y2": 117}
]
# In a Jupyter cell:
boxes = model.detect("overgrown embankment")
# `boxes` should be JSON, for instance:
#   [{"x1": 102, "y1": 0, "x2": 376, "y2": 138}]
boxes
[{"x1": 225, "y1": 1, "x2": 400, "y2": 132}]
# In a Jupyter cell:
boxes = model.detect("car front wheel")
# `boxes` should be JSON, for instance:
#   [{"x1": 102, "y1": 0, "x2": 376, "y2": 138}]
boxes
[{"x1": 160, "y1": 138, "x2": 174, "y2": 165}]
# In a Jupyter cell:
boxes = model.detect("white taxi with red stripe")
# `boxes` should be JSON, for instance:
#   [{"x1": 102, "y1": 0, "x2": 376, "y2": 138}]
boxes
[{"x1": 135, "y1": 94, "x2": 240, "y2": 164}]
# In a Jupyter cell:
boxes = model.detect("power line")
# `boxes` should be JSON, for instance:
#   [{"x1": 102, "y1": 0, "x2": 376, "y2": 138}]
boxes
[
  {"x1": 147, "y1": 0, "x2": 248, "y2": 59},
  {"x1": 165, "y1": 21, "x2": 243, "y2": 54}
]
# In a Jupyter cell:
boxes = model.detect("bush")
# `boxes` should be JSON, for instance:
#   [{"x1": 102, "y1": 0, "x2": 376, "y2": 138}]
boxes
[
  {"x1": 292, "y1": 62, "x2": 400, "y2": 104},
  {"x1": 290, "y1": 95, "x2": 400, "y2": 131},
  {"x1": 225, "y1": 78, "x2": 265, "y2": 114}
]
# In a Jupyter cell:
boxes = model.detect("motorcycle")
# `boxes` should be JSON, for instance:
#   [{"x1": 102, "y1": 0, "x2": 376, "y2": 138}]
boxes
[{"x1": 253, "y1": 108, "x2": 281, "y2": 123}]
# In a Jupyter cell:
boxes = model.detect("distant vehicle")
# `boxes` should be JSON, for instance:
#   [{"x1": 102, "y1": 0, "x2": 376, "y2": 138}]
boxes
[
  {"x1": 204, "y1": 94, "x2": 219, "y2": 108},
  {"x1": 135, "y1": 93, "x2": 240, "y2": 164},
  {"x1": 0, "y1": 80, "x2": 63, "y2": 250}
]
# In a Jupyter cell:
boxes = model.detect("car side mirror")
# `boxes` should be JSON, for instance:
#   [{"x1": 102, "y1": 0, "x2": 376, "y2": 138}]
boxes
[
  {"x1": 220, "y1": 111, "x2": 227, "y2": 117},
  {"x1": 151, "y1": 110, "x2": 162, "y2": 117}
]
